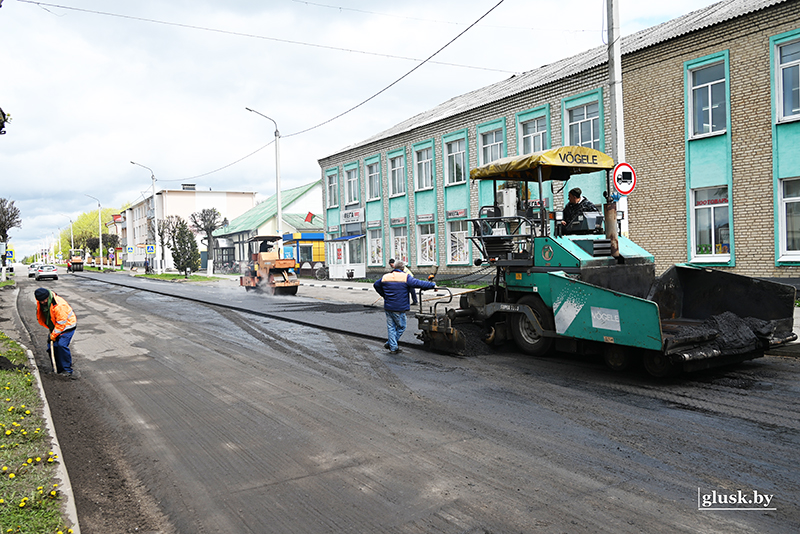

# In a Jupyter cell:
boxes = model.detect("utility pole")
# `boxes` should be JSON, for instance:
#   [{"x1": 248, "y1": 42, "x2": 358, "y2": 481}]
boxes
[{"x1": 606, "y1": 0, "x2": 628, "y2": 238}]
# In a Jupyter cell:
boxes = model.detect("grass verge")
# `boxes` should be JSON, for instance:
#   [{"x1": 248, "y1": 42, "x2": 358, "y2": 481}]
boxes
[{"x1": 0, "y1": 332, "x2": 72, "y2": 534}]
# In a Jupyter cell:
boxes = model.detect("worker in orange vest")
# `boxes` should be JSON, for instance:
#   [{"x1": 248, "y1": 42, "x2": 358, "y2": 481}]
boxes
[{"x1": 35, "y1": 288, "x2": 78, "y2": 379}]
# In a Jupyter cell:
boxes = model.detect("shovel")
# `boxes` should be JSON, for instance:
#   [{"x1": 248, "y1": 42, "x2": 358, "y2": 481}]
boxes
[{"x1": 48, "y1": 338, "x2": 57, "y2": 374}]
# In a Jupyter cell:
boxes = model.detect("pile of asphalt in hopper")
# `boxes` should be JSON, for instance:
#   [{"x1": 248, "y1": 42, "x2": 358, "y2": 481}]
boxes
[{"x1": 670, "y1": 312, "x2": 776, "y2": 354}]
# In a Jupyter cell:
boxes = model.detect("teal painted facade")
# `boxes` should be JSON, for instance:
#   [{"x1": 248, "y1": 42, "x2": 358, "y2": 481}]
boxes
[
  {"x1": 561, "y1": 89, "x2": 605, "y2": 209},
  {"x1": 772, "y1": 28, "x2": 800, "y2": 266},
  {"x1": 683, "y1": 51, "x2": 734, "y2": 266},
  {"x1": 476, "y1": 118, "x2": 508, "y2": 207}
]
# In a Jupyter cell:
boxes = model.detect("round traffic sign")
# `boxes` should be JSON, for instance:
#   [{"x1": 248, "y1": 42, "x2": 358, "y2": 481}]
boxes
[{"x1": 612, "y1": 162, "x2": 636, "y2": 195}]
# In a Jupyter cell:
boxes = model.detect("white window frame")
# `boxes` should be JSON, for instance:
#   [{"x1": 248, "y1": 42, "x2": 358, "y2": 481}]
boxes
[
  {"x1": 779, "y1": 177, "x2": 800, "y2": 260},
  {"x1": 445, "y1": 138, "x2": 466, "y2": 185},
  {"x1": 366, "y1": 162, "x2": 381, "y2": 201},
  {"x1": 389, "y1": 155, "x2": 406, "y2": 197},
  {"x1": 568, "y1": 102, "x2": 600, "y2": 149},
  {"x1": 326, "y1": 172, "x2": 339, "y2": 208},
  {"x1": 447, "y1": 220, "x2": 469, "y2": 264},
  {"x1": 480, "y1": 129, "x2": 503, "y2": 165},
  {"x1": 689, "y1": 62, "x2": 727, "y2": 138},
  {"x1": 521, "y1": 117, "x2": 547, "y2": 155},
  {"x1": 345, "y1": 167, "x2": 359, "y2": 206},
  {"x1": 417, "y1": 223, "x2": 436, "y2": 265},
  {"x1": 348, "y1": 238, "x2": 363, "y2": 264},
  {"x1": 391, "y1": 226, "x2": 408, "y2": 263},
  {"x1": 368, "y1": 228, "x2": 383, "y2": 265},
  {"x1": 415, "y1": 147, "x2": 433, "y2": 191},
  {"x1": 778, "y1": 39, "x2": 800, "y2": 122},
  {"x1": 691, "y1": 187, "x2": 730, "y2": 262}
]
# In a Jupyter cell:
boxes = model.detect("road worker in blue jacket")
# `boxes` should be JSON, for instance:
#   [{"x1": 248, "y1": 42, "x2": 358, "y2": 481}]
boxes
[{"x1": 373, "y1": 260, "x2": 436, "y2": 354}]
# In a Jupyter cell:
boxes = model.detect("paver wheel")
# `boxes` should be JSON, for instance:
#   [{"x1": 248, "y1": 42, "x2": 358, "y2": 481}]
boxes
[{"x1": 510, "y1": 295, "x2": 554, "y2": 357}]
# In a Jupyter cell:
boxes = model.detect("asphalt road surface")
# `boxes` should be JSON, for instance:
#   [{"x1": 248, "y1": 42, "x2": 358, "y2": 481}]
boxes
[{"x1": 10, "y1": 270, "x2": 800, "y2": 533}]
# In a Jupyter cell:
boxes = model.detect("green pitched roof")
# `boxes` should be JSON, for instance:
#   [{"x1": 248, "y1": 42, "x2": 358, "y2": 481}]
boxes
[
  {"x1": 214, "y1": 181, "x2": 320, "y2": 237},
  {"x1": 282, "y1": 213, "x2": 323, "y2": 231}
]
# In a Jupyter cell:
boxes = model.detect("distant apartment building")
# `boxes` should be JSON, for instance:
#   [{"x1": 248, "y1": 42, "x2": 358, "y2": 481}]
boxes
[{"x1": 125, "y1": 184, "x2": 256, "y2": 270}]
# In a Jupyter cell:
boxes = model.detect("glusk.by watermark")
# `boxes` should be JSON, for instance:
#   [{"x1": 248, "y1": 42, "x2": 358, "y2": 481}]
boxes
[{"x1": 698, "y1": 488, "x2": 776, "y2": 511}]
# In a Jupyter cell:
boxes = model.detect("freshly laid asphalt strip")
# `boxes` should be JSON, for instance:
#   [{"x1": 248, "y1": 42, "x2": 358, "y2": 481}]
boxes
[{"x1": 71, "y1": 272, "x2": 455, "y2": 350}]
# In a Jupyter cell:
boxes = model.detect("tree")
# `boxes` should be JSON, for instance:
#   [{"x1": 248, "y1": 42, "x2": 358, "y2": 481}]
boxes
[
  {"x1": 0, "y1": 198, "x2": 22, "y2": 267},
  {"x1": 189, "y1": 208, "x2": 227, "y2": 269},
  {"x1": 171, "y1": 218, "x2": 200, "y2": 273}
]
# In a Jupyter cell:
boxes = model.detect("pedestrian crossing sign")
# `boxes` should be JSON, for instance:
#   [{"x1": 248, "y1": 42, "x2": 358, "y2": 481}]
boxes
[{"x1": 146, "y1": 244, "x2": 155, "y2": 254}]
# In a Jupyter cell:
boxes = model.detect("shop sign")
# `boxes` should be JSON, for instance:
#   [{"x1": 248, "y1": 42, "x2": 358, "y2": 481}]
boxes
[
  {"x1": 341, "y1": 208, "x2": 364, "y2": 224},
  {"x1": 446, "y1": 209, "x2": 466, "y2": 219},
  {"x1": 416, "y1": 213, "x2": 434, "y2": 223},
  {"x1": 367, "y1": 220, "x2": 382, "y2": 228},
  {"x1": 327, "y1": 225, "x2": 340, "y2": 233},
  {"x1": 390, "y1": 217, "x2": 407, "y2": 226}
]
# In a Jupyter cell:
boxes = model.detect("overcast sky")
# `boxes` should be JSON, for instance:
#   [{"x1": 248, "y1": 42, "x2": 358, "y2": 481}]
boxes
[{"x1": 1, "y1": 0, "x2": 721, "y2": 259}]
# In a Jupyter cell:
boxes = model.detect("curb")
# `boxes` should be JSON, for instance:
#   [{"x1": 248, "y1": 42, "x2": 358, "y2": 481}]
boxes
[
  {"x1": 300, "y1": 282, "x2": 372, "y2": 291},
  {"x1": 21, "y1": 344, "x2": 81, "y2": 534}
]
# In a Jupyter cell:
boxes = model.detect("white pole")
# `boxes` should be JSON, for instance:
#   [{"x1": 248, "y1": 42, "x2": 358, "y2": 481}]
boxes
[
  {"x1": 246, "y1": 107, "x2": 283, "y2": 242},
  {"x1": 85, "y1": 194, "x2": 102, "y2": 268},
  {"x1": 607, "y1": 0, "x2": 629, "y2": 236}
]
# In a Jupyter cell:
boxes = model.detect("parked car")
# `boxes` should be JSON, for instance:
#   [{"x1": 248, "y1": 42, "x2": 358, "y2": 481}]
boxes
[
  {"x1": 35, "y1": 264, "x2": 58, "y2": 281},
  {"x1": 27, "y1": 263, "x2": 42, "y2": 278}
]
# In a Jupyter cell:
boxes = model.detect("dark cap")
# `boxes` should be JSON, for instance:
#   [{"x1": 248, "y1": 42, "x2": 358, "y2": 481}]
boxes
[
  {"x1": 389, "y1": 258, "x2": 395, "y2": 264},
  {"x1": 34, "y1": 288, "x2": 50, "y2": 301}
]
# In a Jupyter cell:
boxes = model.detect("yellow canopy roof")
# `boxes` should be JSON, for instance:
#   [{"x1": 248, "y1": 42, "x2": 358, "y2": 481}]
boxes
[{"x1": 470, "y1": 146, "x2": 615, "y2": 182}]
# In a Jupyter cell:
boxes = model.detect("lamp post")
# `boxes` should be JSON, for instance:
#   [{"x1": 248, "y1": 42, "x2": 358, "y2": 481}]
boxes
[
  {"x1": 85, "y1": 194, "x2": 102, "y2": 268},
  {"x1": 131, "y1": 161, "x2": 160, "y2": 274},
  {"x1": 59, "y1": 214, "x2": 74, "y2": 251},
  {"x1": 245, "y1": 107, "x2": 282, "y2": 237}
]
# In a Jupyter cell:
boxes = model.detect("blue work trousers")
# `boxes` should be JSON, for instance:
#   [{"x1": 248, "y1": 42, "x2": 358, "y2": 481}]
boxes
[
  {"x1": 51, "y1": 328, "x2": 75, "y2": 374},
  {"x1": 385, "y1": 310, "x2": 407, "y2": 351}
]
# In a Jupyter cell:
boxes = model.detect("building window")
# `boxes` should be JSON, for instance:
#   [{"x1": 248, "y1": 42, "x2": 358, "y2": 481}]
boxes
[
  {"x1": 481, "y1": 129, "x2": 503, "y2": 164},
  {"x1": 348, "y1": 238, "x2": 363, "y2": 264},
  {"x1": 417, "y1": 223, "x2": 436, "y2": 265},
  {"x1": 448, "y1": 220, "x2": 469, "y2": 264},
  {"x1": 368, "y1": 228, "x2": 383, "y2": 265},
  {"x1": 445, "y1": 139, "x2": 466, "y2": 184},
  {"x1": 780, "y1": 178, "x2": 800, "y2": 257},
  {"x1": 390, "y1": 155, "x2": 406, "y2": 196},
  {"x1": 391, "y1": 226, "x2": 408, "y2": 263},
  {"x1": 298, "y1": 244, "x2": 313, "y2": 263},
  {"x1": 521, "y1": 117, "x2": 546, "y2": 154},
  {"x1": 415, "y1": 147, "x2": 433, "y2": 190},
  {"x1": 367, "y1": 162, "x2": 381, "y2": 200},
  {"x1": 345, "y1": 168, "x2": 359, "y2": 205},
  {"x1": 690, "y1": 62, "x2": 726, "y2": 136},
  {"x1": 327, "y1": 172, "x2": 338, "y2": 208},
  {"x1": 692, "y1": 187, "x2": 730, "y2": 260},
  {"x1": 568, "y1": 102, "x2": 600, "y2": 149},
  {"x1": 779, "y1": 40, "x2": 800, "y2": 121}
]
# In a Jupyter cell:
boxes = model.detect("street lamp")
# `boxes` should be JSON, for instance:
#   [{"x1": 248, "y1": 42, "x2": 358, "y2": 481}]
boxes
[
  {"x1": 85, "y1": 194, "x2": 102, "y2": 268},
  {"x1": 59, "y1": 214, "x2": 74, "y2": 250},
  {"x1": 130, "y1": 161, "x2": 160, "y2": 274},
  {"x1": 245, "y1": 107, "x2": 282, "y2": 236}
]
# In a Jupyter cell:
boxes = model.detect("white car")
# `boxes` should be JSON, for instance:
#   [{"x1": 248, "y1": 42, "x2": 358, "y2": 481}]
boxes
[
  {"x1": 35, "y1": 264, "x2": 58, "y2": 281},
  {"x1": 27, "y1": 263, "x2": 42, "y2": 278}
]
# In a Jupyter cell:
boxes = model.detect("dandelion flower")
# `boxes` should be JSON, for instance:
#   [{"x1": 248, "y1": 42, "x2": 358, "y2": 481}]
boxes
[{"x1": 8, "y1": 473, "x2": 14, "y2": 479}]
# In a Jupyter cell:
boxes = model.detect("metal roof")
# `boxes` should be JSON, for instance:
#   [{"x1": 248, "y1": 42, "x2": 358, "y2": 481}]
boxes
[
  {"x1": 213, "y1": 181, "x2": 320, "y2": 237},
  {"x1": 321, "y1": 0, "x2": 785, "y2": 159}
]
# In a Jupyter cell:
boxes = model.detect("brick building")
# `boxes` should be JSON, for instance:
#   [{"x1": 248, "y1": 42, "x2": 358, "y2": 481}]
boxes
[{"x1": 318, "y1": 0, "x2": 800, "y2": 282}]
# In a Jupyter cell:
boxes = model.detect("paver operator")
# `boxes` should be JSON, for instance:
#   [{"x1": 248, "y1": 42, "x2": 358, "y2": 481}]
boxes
[
  {"x1": 373, "y1": 260, "x2": 436, "y2": 354},
  {"x1": 35, "y1": 288, "x2": 78, "y2": 379}
]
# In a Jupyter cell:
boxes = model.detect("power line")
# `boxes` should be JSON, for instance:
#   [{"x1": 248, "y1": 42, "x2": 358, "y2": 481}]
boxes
[
  {"x1": 285, "y1": 0, "x2": 506, "y2": 137},
  {"x1": 16, "y1": 0, "x2": 514, "y2": 74}
]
